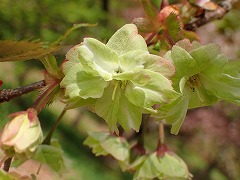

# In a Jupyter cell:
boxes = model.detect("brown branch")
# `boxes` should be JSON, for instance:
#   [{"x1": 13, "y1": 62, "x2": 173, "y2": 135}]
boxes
[
  {"x1": 0, "y1": 80, "x2": 46, "y2": 103},
  {"x1": 184, "y1": 0, "x2": 237, "y2": 31}
]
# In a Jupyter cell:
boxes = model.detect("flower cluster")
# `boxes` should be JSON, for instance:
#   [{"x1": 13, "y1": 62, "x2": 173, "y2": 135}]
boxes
[
  {"x1": 157, "y1": 39, "x2": 240, "y2": 134},
  {"x1": 60, "y1": 24, "x2": 178, "y2": 133}
]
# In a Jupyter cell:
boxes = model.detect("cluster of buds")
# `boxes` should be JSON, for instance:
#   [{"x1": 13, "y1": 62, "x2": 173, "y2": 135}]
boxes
[{"x1": 0, "y1": 108, "x2": 43, "y2": 159}]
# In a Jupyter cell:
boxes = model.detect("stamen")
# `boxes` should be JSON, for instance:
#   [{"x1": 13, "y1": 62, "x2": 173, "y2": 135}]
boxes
[{"x1": 112, "y1": 81, "x2": 119, "y2": 101}]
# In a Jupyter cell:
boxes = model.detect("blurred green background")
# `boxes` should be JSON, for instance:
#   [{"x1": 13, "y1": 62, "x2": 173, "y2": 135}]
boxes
[{"x1": 0, "y1": 0, "x2": 240, "y2": 180}]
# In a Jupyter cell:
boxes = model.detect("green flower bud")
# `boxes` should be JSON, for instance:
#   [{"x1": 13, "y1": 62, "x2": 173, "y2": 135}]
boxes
[{"x1": 0, "y1": 108, "x2": 43, "y2": 158}]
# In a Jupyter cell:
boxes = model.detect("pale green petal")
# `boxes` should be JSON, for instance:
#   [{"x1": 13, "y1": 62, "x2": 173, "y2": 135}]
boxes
[
  {"x1": 62, "y1": 60, "x2": 78, "y2": 75},
  {"x1": 125, "y1": 70, "x2": 177, "y2": 109},
  {"x1": 144, "y1": 55, "x2": 175, "y2": 78},
  {"x1": 171, "y1": 45, "x2": 200, "y2": 77},
  {"x1": 83, "y1": 132, "x2": 109, "y2": 157},
  {"x1": 119, "y1": 50, "x2": 148, "y2": 72},
  {"x1": 66, "y1": 45, "x2": 81, "y2": 63},
  {"x1": 157, "y1": 153, "x2": 190, "y2": 179},
  {"x1": 175, "y1": 39, "x2": 200, "y2": 51},
  {"x1": 157, "y1": 91, "x2": 190, "y2": 135},
  {"x1": 134, "y1": 153, "x2": 161, "y2": 179},
  {"x1": 87, "y1": 131, "x2": 109, "y2": 142},
  {"x1": 95, "y1": 83, "x2": 121, "y2": 133},
  {"x1": 60, "y1": 64, "x2": 108, "y2": 99},
  {"x1": 77, "y1": 38, "x2": 119, "y2": 80},
  {"x1": 201, "y1": 73, "x2": 240, "y2": 105},
  {"x1": 190, "y1": 43, "x2": 220, "y2": 70},
  {"x1": 223, "y1": 60, "x2": 240, "y2": 77},
  {"x1": 164, "y1": 50, "x2": 172, "y2": 61},
  {"x1": 188, "y1": 85, "x2": 218, "y2": 109},
  {"x1": 107, "y1": 24, "x2": 148, "y2": 55},
  {"x1": 62, "y1": 45, "x2": 83, "y2": 74},
  {"x1": 112, "y1": 71, "x2": 136, "y2": 81},
  {"x1": 101, "y1": 137, "x2": 130, "y2": 162},
  {"x1": 63, "y1": 97, "x2": 96, "y2": 110},
  {"x1": 118, "y1": 92, "x2": 142, "y2": 132},
  {"x1": 179, "y1": 77, "x2": 218, "y2": 108},
  {"x1": 201, "y1": 54, "x2": 228, "y2": 79}
]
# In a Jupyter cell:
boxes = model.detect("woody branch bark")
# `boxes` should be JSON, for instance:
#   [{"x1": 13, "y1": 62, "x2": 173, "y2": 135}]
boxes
[
  {"x1": 0, "y1": 80, "x2": 46, "y2": 103},
  {"x1": 184, "y1": 0, "x2": 237, "y2": 31}
]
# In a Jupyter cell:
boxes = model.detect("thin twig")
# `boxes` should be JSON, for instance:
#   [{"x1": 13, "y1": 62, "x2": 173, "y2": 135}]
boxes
[
  {"x1": 0, "y1": 80, "x2": 46, "y2": 103},
  {"x1": 42, "y1": 109, "x2": 66, "y2": 145},
  {"x1": 184, "y1": 0, "x2": 237, "y2": 31}
]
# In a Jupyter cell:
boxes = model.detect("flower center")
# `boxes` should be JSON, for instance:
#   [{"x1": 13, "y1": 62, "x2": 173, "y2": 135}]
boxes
[
  {"x1": 186, "y1": 75, "x2": 201, "y2": 92},
  {"x1": 112, "y1": 80, "x2": 128, "y2": 101}
]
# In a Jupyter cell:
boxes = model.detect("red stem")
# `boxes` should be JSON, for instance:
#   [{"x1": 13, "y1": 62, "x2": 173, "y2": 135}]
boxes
[
  {"x1": 146, "y1": 32, "x2": 157, "y2": 45},
  {"x1": 31, "y1": 82, "x2": 59, "y2": 114}
]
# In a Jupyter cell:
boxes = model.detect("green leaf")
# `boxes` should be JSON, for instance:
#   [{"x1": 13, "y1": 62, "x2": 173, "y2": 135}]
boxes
[
  {"x1": 151, "y1": 0, "x2": 162, "y2": 10},
  {"x1": 179, "y1": 30, "x2": 199, "y2": 42},
  {"x1": 132, "y1": 17, "x2": 155, "y2": 33},
  {"x1": 128, "y1": 155, "x2": 147, "y2": 171},
  {"x1": 0, "y1": 169, "x2": 13, "y2": 180},
  {"x1": 83, "y1": 132, "x2": 109, "y2": 156},
  {"x1": 32, "y1": 144, "x2": 66, "y2": 172},
  {"x1": 106, "y1": 24, "x2": 148, "y2": 55},
  {"x1": 0, "y1": 40, "x2": 58, "y2": 62},
  {"x1": 165, "y1": 13, "x2": 181, "y2": 42},
  {"x1": 157, "y1": 153, "x2": 191, "y2": 179},
  {"x1": 84, "y1": 132, "x2": 130, "y2": 162},
  {"x1": 52, "y1": 23, "x2": 97, "y2": 46},
  {"x1": 140, "y1": 0, "x2": 158, "y2": 24},
  {"x1": 0, "y1": 23, "x2": 95, "y2": 62},
  {"x1": 40, "y1": 55, "x2": 62, "y2": 78},
  {"x1": 101, "y1": 137, "x2": 130, "y2": 162},
  {"x1": 60, "y1": 63, "x2": 109, "y2": 99},
  {"x1": 134, "y1": 153, "x2": 161, "y2": 179},
  {"x1": 133, "y1": 153, "x2": 191, "y2": 180}
]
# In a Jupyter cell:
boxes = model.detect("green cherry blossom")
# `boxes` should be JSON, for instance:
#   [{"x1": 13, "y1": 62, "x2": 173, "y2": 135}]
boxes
[
  {"x1": 157, "y1": 39, "x2": 240, "y2": 134},
  {"x1": 61, "y1": 24, "x2": 178, "y2": 132}
]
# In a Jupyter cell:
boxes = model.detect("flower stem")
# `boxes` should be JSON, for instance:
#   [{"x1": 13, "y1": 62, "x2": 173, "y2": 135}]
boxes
[
  {"x1": 146, "y1": 32, "x2": 157, "y2": 45},
  {"x1": 36, "y1": 163, "x2": 42, "y2": 174},
  {"x1": 31, "y1": 82, "x2": 59, "y2": 114},
  {"x1": 42, "y1": 109, "x2": 66, "y2": 145},
  {"x1": 159, "y1": 121, "x2": 165, "y2": 145},
  {"x1": 163, "y1": 30, "x2": 175, "y2": 46}
]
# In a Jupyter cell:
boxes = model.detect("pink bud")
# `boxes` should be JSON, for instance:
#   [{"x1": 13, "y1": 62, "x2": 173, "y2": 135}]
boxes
[{"x1": 0, "y1": 108, "x2": 43, "y2": 158}]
